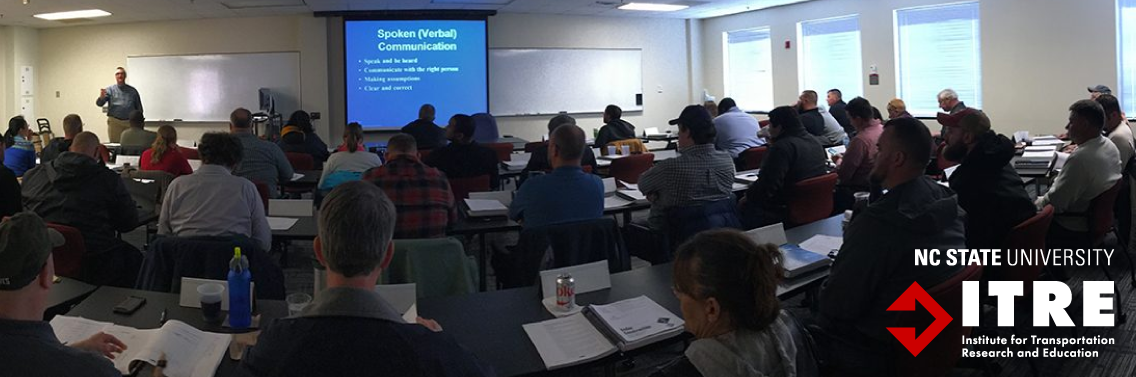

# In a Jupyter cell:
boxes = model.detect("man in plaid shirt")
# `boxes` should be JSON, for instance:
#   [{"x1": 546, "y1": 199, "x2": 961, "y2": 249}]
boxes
[
  {"x1": 364, "y1": 133, "x2": 457, "y2": 239},
  {"x1": 638, "y1": 105, "x2": 737, "y2": 230}
]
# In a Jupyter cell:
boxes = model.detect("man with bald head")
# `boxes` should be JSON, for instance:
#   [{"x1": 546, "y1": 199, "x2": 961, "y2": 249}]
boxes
[
  {"x1": 509, "y1": 124, "x2": 604, "y2": 229},
  {"x1": 41, "y1": 114, "x2": 85, "y2": 163},
  {"x1": 401, "y1": 104, "x2": 447, "y2": 150},
  {"x1": 520, "y1": 114, "x2": 598, "y2": 185},
  {"x1": 22, "y1": 131, "x2": 141, "y2": 287}
]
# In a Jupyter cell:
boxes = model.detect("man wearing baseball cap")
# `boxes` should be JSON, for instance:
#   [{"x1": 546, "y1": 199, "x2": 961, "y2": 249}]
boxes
[
  {"x1": 0, "y1": 212, "x2": 125, "y2": 376},
  {"x1": 638, "y1": 105, "x2": 736, "y2": 231},
  {"x1": 1089, "y1": 84, "x2": 1112, "y2": 99}
]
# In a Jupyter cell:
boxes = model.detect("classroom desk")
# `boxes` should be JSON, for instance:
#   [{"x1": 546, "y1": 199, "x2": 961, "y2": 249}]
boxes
[
  {"x1": 279, "y1": 170, "x2": 321, "y2": 193},
  {"x1": 421, "y1": 214, "x2": 843, "y2": 377},
  {"x1": 448, "y1": 216, "x2": 523, "y2": 292},
  {"x1": 64, "y1": 286, "x2": 287, "y2": 377},
  {"x1": 1012, "y1": 155, "x2": 1056, "y2": 196},
  {"x1": 270, "y1": 216, "x2": 317, "y2": 241},
  {"x1": 45, "y1": 277, "x2": 98, "y2": 320},
  {"x1": 594, "y1": 149, "x2": 679, "y2": 168}
]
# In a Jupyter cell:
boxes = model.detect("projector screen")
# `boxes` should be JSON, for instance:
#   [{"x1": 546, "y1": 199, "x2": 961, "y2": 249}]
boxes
[{"x1": 345, "y1": 19, "x2": 488, "y2": 130}]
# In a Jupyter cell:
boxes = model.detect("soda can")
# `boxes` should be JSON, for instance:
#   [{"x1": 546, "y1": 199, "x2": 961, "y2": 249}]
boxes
[{"x1": 555, "y1": 274, "x2": 576, "y2": 310}]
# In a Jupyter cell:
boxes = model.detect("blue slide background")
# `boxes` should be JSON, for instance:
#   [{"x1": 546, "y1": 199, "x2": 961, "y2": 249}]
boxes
[{"x1": 345, "y1": 20, "x2": 488, "y2": 129}]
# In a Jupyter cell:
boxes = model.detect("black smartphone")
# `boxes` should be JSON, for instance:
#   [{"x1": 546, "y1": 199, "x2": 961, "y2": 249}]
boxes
[{"x1": 113, "y1": 296, "x2": 146, "y2": 315}]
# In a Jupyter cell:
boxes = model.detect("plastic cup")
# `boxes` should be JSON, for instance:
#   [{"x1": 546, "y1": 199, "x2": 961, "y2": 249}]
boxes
[
  {"x1": 286, "y1": 293, "x2": 313, "y2": 317},
  {"x1": 198, "y1": 283, "x2": 225, "y2": 324},
  {"x1": 606, "y1": 146, "x2": 616, "y2": 155},
  {"x1": 621, "y1": 145, "x2": 631, "y2": 155}
]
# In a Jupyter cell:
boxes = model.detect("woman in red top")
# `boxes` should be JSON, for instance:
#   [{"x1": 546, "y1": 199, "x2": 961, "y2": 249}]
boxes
[{"x1": 140, "y1": 125, "x2": 193, "y2": 177}]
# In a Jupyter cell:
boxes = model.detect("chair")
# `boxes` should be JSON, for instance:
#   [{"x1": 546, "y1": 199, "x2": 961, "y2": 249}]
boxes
[
  {"x1": 1084, "y1": 179, "x2": 1133, "y2": 322},
  {"x1": 125, "y1": 170, "x2": 176, "y2": 207},
  {"x1": 177, "y1": 146, "x2": 199, "y2": 160},
  {"x1": 996, "y1": 205, "x2": 1055, "y2": 293},
  {"x1": 935, "y1": 142, "x2": 958, "y2": 171},
  {"x1": 448, "y1": 175, "x2": 491, "y2": 202},
  {"x1": 739, "y1": 146, "x2": 769, "y2": 171},
  {"x1": 284, "y1": 152, "x2": 315, "y2": 171},
  {"x1": 602, "y1": 138, "x2": 648, "y2": 156},
  {"x1": 45, "y1": 223, "x2": 86, "y2": 280},
  {"x1": 892, "y1": 264, "x2": 982, "y2": 377},
  {"x1": 608, "y1": 153, "x2": 654, "y2": 184},
  {"x1": 36, "y1": 118, "x2": 52, "y2": 135},
  {"x1": 96, "y1": 144, "x2": 111, "y2": 164},
  {"x1": 485, "y1": 142, "x2": 514, "y2": 162},
  {"x1": 666, "y1": 198, "x2": 743, "y2": 249},
  {"x1": 254, "y1": 181, "x2": 271, "y2": 214},
  {"x1": 135, "y1": 235, "x2": 286, "y2": 300},
  {"x1": 783, "y1": 173, "x2": 838, "y2": 228},
  {"x1": 117, "y1": 145, "x2": 148, "y2": 156},
  {"x1": 524, "y1": 141, "x2": 547, "y2": 153},
  {"x1": 498, "y1": 218, "x2": 629, "y2": 289},
  {"x1": 383, "y1": 237, "x2": 478, "y2": 299}
]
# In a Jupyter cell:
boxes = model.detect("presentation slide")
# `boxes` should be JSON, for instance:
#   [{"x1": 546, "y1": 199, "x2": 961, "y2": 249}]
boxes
[{"x1": 345, "y1": 20, "x2": 488, "y2": 130}]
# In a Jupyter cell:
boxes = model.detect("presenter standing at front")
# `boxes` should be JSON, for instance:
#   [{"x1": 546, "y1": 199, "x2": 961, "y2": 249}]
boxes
[{"x1": 95, "y1": 67, "x2": 142, "y2": 143}]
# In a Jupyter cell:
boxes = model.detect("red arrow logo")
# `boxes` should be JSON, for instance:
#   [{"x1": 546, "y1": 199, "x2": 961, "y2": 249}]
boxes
[{"x1": 886, "y1": 282, "x2": 952, "y2": 357}]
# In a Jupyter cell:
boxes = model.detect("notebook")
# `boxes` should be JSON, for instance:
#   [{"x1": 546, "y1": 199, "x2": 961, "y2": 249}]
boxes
[
  {"x1": 779, "y1": 244, "x2": 833, "y2": 278},
  {"x1": 523, "y1": 296, "x2": 684, "y2": 370},
  {"x1": 616, "y1": 189, "x2": 647, "y2": 203},
  {"x1": 464, "y1": 198, "x2": 509, "y2": 218},
  {"x1": 50, "y1": 316, "x2": 231, "y2": 377}
]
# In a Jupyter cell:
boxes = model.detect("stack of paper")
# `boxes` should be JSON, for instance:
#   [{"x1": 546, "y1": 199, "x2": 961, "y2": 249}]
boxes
[
  {"x1": 464, "y1": 198, "x2": 509, "y2": 217},
  {"x1": 51, "y1": 316, "x2": 231, "y2": 377},
  {"x1": 780, "y1": 244, "x2": 833, "y2": 278},
  {"x1": 616, "y1": 189, "x2": 647, "y2": 203},
  {"x1": 501, "y1": 160, "x2": 527, "y2": 171},
  {"x1": 735, "y1": 173, "x2": 759, "y2": 184},
  {"x1": 266, "y1": 217, "x2": 299, "y2": 231},
  {"x1": 1016, "y1": 146, "x2": 1056, "y2": 169},
  {"x1": 1031, "y1": 136, "x2": 1065, "y2": 146},
  {"x1": 603, "y1": 196, "x2": 633, "y2": 210},
  {"x1": 800, "y1": 234, "x2": 844, "y2": 258}
]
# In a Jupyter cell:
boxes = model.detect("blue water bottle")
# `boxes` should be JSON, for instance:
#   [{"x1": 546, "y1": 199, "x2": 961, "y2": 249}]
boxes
[{"x1": 227, "y1": 247, "x2": 252, "y2": 329}]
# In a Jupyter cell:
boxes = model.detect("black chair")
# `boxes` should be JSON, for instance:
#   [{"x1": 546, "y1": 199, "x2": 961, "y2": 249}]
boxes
[
  {"x1": 628, "y1": 198, "x2": 743, "y2": 265},
  {"x1": 495, "y1": 218, "x2": 629, "y2": 289},
  {"x1": 136, "y1": 235, "x2": 286, "y2": 300}
]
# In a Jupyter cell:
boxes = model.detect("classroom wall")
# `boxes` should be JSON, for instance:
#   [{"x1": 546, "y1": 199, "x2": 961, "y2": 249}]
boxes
[
  {"x1": 700, "y1": 0, "x2": 1116, "y2": 136},
  {"x1": 34, "y1": 16, "x2": 330, "y2": 144},
  {"x1": 1, "y1": 26, "x2": 38, "y2": 123}
]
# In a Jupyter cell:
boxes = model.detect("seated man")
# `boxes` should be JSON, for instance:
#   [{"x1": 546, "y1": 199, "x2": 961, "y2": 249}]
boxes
[
  {"x1": 41, "y1": 114, "x2": 84, "y2": 163},
  {"x1": 595, "y1": 104, "x2": 637, "y2": 148},
  {"x1": 520, "y1": 114, "x2": 598, "y2": 184},
  {"x1": 0, "y1": 213, "x2": 126, "y2": 377},
  {"x1": 818, "y1": 117, "x2": 967, "y2": 376},
  {"x1": 796, "y1": 90, "x2": 845, "y2": 146},
  {"x1": 0, "y1": 160, "x2": 19, "y2": 218},
  {"x1": 713, "y1": 97, "x2": 765, "y2": 160},
  {"x1": 935, "y1": 88, "x2": 970, "y2": 140},
  {"x1": 942, "y1": 109, "x2": 1036, "y2": 249},
  {"x1": 364, "y1": 133, "x2": 456, "y2": 239},
  {"x1": 22, "y1": 132, "x2": 140, "y2": 287},
  {"x1": 740, "y1": 106, "x2": 827, "y2": 229},
  {"x1": 230, "y1": 108, "x2": 294, "y2": 187},
  {"x1": 239, "y1": 182, "x2": 492, "y2": 376},
  {"x1": 118, "y1": 110, "x2": 157, "y2": 153},
  {"x1": 832, "y1": 97, "x2": 883, "y2": 211},
  {"x1": 510, "y1": 124, "x2": 603, "y2": 228},
  {"x1": 424, "y1": 114, "x2": 500, "y2": 190},
  {"x1": 1038, "y1": 100, "x2": 1122, "y2": 249},
  {"x1": 401, "y1": 104, "x2": 447, "y2": 150},
  {"x1": 827, "y1": 88, "x2": 854, "y2": 135},
  {"x1": 159, "y1": 133, "x2": 271, "y2": 252},
  {"x1": 1097, "y1": 94, "x2": 1136, "y2": 248},
  {"x1": 639, "y1": 105, "x2": 736, "y2": 231}
]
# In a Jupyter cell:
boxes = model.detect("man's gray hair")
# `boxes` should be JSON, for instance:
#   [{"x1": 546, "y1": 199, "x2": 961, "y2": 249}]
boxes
[
  {"x1": 318, "y1": 181, "x2": 397, "y2": 278},
  {"x1": 938, "y1": 88, "x2": 959, "y2": 101}
]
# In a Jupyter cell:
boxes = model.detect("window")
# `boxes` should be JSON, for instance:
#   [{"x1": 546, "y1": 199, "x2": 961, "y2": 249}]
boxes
[
  {"x1": 724, "y1": 28, "x2": 774, "y2": 112},
  {"x1": 1119, "y1": 0, "x2": 1136, "y2": 114},
  {"x1": 895, "y1": 2, "x2": 982, "y2": 116},
  {"x1": 797, "y1": 15, "x2": 863, "y2": 100}
]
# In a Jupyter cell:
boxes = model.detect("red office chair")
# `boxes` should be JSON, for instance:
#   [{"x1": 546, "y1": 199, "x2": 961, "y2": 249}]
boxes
[
  {"x1": 1085, "y1": 180, "x2": 1131, "y2": 323},
  {"x1": 448, "y1": 175, "x2": 491, "y2": 202},
  {"x1": 254, "y1": 181, "x2": 271, "y2": 214},
  {"x1": 284, "y1": 152, "x2": 315, "y2": 171},
  {"x1": 739, "y1": 146, "x2": 768, "y2": 171},
  {"x1": 759, "y1": 119, "x2": 771, "y2": 127},
  {"x1": 608, "y1": 153, "x2": 655, "y2": 184},
  {"x1": 524, "y1": 141, "x2": 547, "y2": 153},
  {"x1": 783, "y1": 173, "x2": 838, "y2": 227},
  {"x1": 178, "y1": 146, "x2": 199, "y2": 160},
  {"x1": 997, "y1": 205, "x2": 1055, "y2": 295},
  {"x1": 97, "y1": 144, "x2": 112, "y2": 164},
  {"x1": 892, "y1": 264, "x2": 983, "y2": 377},
  {"x1": 936, "y1": 142, "x2": 958, "y2": 171},
  {"x1": 45, "y1": 223, "x2": 86, "y2": 280},
  {"x1": 485, "y1": 142, "x2": 514, "y2": 162}
]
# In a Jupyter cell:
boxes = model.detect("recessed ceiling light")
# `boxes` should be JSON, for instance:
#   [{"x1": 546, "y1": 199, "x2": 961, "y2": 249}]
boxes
[
  {"x1": 617, "y1": 2, "x2": 689, "y2": 11},
  {"x1": 33, "y1": 9, "x2": 112, "y2": 21}
]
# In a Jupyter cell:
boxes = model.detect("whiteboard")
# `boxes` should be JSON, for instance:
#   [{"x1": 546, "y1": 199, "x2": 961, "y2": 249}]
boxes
[
  {"x1": 127, "y1": 52, "x2": 300, "y2": 122},
  {"x1": 489, "y1": 48, "x2": 642, "y2": 116}
]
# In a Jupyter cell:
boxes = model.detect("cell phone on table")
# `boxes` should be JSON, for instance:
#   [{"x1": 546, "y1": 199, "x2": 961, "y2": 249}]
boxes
[{"x1": 113, "y1": 296, "x2": 147, "y2": 315}]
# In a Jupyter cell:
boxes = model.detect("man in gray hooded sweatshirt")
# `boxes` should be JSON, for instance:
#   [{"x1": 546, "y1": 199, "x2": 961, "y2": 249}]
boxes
[{"x1": 816, "y1": 117, "x2": 967, "y2": 377}]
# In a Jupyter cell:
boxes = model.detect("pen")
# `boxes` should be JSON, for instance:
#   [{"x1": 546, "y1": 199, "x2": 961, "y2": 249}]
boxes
[{"x1": 159, "y1": 309, "x2": 168, "y2": 325}]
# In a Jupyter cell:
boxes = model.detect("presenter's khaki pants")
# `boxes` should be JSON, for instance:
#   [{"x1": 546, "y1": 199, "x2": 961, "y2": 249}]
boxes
[{"x1": 106, "y1": 117, "x2": 130, "y2": 143}]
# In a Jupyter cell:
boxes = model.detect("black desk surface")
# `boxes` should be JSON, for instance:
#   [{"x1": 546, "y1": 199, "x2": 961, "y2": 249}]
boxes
[
  {"x1": 45, "y1": 277, "x2": 98, "y2": 320},
  {"x1": 281, "y1": 170, "x2": 321, "y2": 186},
  {"x1": 271, "y1": 216, "x2": 317, "y2": 240},
  {"x1": 65, "y1": 286, "x2": 286, "y2": 377},
  {"x1": 421, "y1": 214, "x2": 844, "y2": 377}
]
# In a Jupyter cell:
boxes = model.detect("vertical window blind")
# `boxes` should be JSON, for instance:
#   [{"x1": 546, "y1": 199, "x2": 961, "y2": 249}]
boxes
[
  {"x1": 895, "y1": 1, "x2": 982, "y2": 116},
  {"x1": 798, "y1": 15, "x2": 864, "y2": 100},
  {"x1": 724, "y1": 28, "x2": 775, "y2": 111}
]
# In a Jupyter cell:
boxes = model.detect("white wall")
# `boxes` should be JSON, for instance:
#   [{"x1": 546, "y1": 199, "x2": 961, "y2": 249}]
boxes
[
  {"x1": 700, "y1": 0, "x2": 1117, "y2": 136},
  {"x1": 1, "y1": 26, "x2": 37, "y2": 122},
  {"x1": 35, "y1": 16, "x2": 329, "y2": 143}
]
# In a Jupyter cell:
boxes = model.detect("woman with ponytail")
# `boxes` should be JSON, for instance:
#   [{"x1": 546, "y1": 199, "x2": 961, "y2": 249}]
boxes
[
  {"x1": 654, "y1": 229, "x2": 800, "y2": 377},
  {"x1": 318, "y1": 122, "x2": 382, "y2": 192},
  {"x1": 3, "y1": 116, "x2": 36, "y2": 176},
  {"x1": 140, "y1": 125, "x2": 193, "y2": 177}
]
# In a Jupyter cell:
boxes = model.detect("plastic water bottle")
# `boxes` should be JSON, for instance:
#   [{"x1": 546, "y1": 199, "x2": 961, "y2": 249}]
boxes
[{"x1": 227, "y1": 247, "x2": 252, "y2": 329}]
